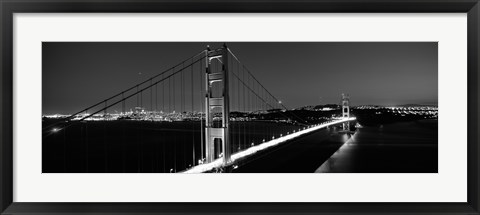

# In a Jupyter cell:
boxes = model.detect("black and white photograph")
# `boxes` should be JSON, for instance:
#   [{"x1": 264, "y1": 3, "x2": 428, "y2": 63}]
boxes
[{"x1": 42, "y1": 42, "x2": 438, "y2": 173}]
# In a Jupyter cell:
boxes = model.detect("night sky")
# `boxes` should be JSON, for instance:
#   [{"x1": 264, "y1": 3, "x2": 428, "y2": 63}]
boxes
[{"x1": 42, "y1": 42, "x2": 437, "y2": 115}]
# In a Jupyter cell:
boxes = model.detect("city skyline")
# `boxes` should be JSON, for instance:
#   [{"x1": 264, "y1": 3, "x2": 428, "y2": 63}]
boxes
[
  {"x1": 43, "y1": 42, "x2": 438, "y2": 174},
  {"x1": 43, "y1": 42, "x2": 438, "y2": 115}
]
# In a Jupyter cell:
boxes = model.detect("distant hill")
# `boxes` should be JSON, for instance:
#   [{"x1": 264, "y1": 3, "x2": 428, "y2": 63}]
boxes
[{"x1": 295, "y1": 104, "x2": 340, "y2": 110}]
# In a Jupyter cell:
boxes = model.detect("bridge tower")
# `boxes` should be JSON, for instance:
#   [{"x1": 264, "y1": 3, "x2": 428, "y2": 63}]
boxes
[
  {"x1": 204, "y1": 44, "x2": 231, "y2": 166},
  {"x1": 342, "y1": 93, "x2": 350, "y2": 131}
]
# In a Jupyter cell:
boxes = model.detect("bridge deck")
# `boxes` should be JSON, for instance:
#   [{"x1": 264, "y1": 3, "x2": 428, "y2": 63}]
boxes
[{"x1": 183, "y1": 117, "x2": 356, "y2": 173}]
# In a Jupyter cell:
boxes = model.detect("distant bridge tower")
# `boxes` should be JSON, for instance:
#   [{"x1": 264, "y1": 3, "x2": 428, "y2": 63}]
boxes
[
  {"x1": 204, "y1": 44, "x2": 231, "y2": 166},
  {"x1": 341, "y1": 93, "x2": 350, "y2": 131}
]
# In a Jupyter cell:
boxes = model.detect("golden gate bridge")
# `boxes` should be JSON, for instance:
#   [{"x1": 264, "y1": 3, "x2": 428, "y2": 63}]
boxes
[{"x1": 42, "y1": 44, "x2": 355, "y2": 173}]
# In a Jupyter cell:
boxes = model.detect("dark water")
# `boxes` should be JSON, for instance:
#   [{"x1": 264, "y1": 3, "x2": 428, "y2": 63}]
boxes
[
  {"x1": 43, "y1": 119, "x2": 437, "y2": 173},
  {"x1": 317, "y1": 119, "x2": 438, "y2": 173},
  {"x1": 233, "y1": 119, "x2": 438, "y2": 173},
  {"x1": 42, "y1": 120, "x2": 303, "y2": 173}
]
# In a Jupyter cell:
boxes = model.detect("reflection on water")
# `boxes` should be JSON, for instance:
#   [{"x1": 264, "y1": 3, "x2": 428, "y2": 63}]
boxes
[
  {"x1": 316, "y1": 133, "x2": 356, "y2": 173},
  {"x1": 316, "y1": 119, "x2": 438, "y2": 173}
]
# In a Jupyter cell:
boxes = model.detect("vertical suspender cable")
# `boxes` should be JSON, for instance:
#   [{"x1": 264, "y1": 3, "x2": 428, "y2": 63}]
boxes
[
  {"x1": 200, "y1": 57, "x2": 204, "y2": 163},
  {"x1": 237, "y1": 61, "x2": 240, "y2": 150},
  {"x1": 250, "y1": 72, "x2": 254, "y2": 147},
  {"x1": 181, "y1": 62, "x2": 185, "y2": 169},
  {"x1": 104, "y1": 101, "x2": 108, "y2": 172},
  {"x1": 191, "y1": 58, "x2": 195, "y2": 167},
  {"x1": 162, "y1": 74, "x2": 166, "y2": 172},
  {"x1": 242, "y1": 65, "x2": 246, "y2": 150},
  {"x1": 247, "y1": 67, "x2": 250, "y2": 148},
  {"x1": 170, "y1": 69, "x2": 174, "y2": 172},
  {"x1": 122, "y1": 92, "x2": 126, "y2": 173},
  {"x1": 139, "y1": 90, "x2": 143, "y2": 172},
  {"x1": 173, "y1": 68, "x2": 176, "y2": 172},
  {"x1": 150, "y1": 79, "x2": 153, "y2": 115},
  {"x1": 156, "y1": 81, "x2": 158, "y2": 113}
]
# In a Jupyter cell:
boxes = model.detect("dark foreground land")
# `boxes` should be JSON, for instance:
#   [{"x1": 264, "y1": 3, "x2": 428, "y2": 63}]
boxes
[{"x1": 233, "y1": 119, "x2": 438, "y2": 173}]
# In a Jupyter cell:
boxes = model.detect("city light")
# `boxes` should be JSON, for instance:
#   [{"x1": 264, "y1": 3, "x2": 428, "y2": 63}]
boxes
[{"x1": 43, "y1": 104, "x2": 437, "y2": 124}]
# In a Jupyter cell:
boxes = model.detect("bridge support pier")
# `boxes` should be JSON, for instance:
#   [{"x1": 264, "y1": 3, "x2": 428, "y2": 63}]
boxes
[{"x1": 204, "y1": 44, "x2": 231, "y2": 166}]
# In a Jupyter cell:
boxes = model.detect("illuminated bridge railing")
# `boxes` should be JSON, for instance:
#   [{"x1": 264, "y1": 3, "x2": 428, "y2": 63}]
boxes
[
  {"x1": 42, "y1": 45, "x2": 325, "y2": 173},
  {"x1": 184, "y1": 117, "x2": 356, "y2": 173}
]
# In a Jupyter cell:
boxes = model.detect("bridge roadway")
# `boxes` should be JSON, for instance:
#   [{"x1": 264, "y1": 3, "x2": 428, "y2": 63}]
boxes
[{"x1": 184, "y1": 117, "x2": 356, "y2": 173}]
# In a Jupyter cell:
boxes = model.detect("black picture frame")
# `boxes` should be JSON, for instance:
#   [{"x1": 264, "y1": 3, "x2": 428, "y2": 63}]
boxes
[{"x1": 1, "y1": 0, "x2": 479, "y2": 214}]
